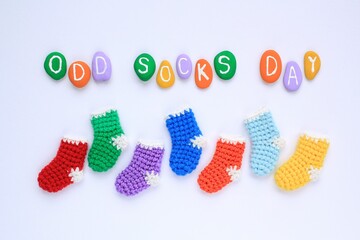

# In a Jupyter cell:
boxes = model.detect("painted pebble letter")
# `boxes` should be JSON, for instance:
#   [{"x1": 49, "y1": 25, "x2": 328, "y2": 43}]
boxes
[
  {"x1": 304, "y1": 51, "x2": 321, "y2": 80},
  {"x1": 156, "y1": 60, "x2": 175, "y2": 88},
  {"x1": 134, "y1": 53, "x2": 156, "y2": 81},
  {"x1": 195, "y1": 59, "x2": 213, "y2": 89},
  {"x1": 44, "y1": 52, "x2": 67, "y2": 80},
  {"x1": 283, "y1": 61, "x2": 302, "y2": 92},
  {"x1": 92, "y1": 51, "x2": 112, "y2": 82},
  {"x1": 260, "y1": 50, "x2": 282, "y2": 83},
  {"x1": 214, "y1": 50, "x2": 236, "y2": 80},
  {"x1": 68, "y1": 61, "x2": 91, "y2": 88},
  {"x1": 176, "y1": 54, "x2": 192, "y2": 79}
]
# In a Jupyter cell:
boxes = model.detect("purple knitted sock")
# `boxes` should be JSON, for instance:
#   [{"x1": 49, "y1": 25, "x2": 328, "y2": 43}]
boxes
[{"x1": 115, "y1": 140, "x2": 165, "y2": 196}]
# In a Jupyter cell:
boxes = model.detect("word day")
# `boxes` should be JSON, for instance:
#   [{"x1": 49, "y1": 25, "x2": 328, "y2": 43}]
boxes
[
  {"x1": 260, "y1": 50, "x2": 321, "y2": 91},
  {"x1": 134, "y1": 50, "x2": 236, "y2": 89},
  {"x1": 44, "y1": 51, "x2": 112, "y2": 88}
]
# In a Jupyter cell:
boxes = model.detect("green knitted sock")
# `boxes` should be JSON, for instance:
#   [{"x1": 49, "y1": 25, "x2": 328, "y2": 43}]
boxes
[{"x1": 88, "y1": 109, "x2": 128, "y2": 172}]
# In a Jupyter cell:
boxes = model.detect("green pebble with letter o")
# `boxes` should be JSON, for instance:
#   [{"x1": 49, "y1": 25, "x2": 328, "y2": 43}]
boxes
[{"x1": 44, "y1": 52, "x2": 67, "y2": 80}]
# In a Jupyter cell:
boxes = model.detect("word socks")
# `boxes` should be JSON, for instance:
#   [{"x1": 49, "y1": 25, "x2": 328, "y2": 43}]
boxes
[
  {"x1": 38, "y1": 137, "x2": 88, "y2": 193},
  {"x1": 198, "y1": 136, "x2": 245, "y2": 193},
  {"x1": 115, "y1": 141, "x2": 164, "y2": 196},
  {"x1": 166, "y1": 108, "x2": 206, "y2": 176},
  {"x1": 275, "y1": 134, "x2": 330, "y2": 191},
  {"x1": 88, "y1": 109, "x2": 128, "y2": 172},
  {"x1": 244, "y1": 108, "x2": 284, "y2": 176}
]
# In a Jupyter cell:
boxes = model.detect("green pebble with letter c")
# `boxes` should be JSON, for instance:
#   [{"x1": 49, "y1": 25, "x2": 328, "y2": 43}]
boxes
[
  {"x1": 214, "y1": 50, "x2": 236, "y2": 80},
  {"x1": 134, "y1": 53, "x2": 156, "y2": 81},
  {"x1": 44, "y1": 52, "x2": 67, "y2": 80}
]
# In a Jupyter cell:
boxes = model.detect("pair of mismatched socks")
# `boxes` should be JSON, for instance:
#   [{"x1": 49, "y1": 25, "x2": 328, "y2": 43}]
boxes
[{"x1": 37, "y1": 107, "x2": 330, "y2": 195}]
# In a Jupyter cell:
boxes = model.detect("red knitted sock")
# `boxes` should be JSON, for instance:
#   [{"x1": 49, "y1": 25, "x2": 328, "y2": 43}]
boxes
[
  {"x1": 38, "y1": 137, "x2": 88, "y2": 193},
  {"x1": 198, "y1": 136, "x2": 245, "y2": 193}
]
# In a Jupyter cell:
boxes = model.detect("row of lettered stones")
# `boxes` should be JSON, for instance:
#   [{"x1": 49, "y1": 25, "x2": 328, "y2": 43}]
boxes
[
  {"x1": 260, "y1": 50, "x2": 321, "y2": 91},
  {"x1": 44, "y1": 51, "x2": 111, "y2": 88},
  {"x1": 44, "y1": 50, "x2": 320, "y2": 91}
]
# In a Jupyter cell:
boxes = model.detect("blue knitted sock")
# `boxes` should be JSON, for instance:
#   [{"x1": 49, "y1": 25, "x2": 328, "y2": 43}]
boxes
[
  {"x1": 166, "y1": 108, "x2": 206, "y2": 176},
  {"x1": 244, "y1": 108, "x2": 284, "y2": 176}
]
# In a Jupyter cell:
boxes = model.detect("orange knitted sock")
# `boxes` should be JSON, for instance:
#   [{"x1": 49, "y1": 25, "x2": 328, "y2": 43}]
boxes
[{"x1": 198, "y1": 136, "x2": 246, "y2": 193}]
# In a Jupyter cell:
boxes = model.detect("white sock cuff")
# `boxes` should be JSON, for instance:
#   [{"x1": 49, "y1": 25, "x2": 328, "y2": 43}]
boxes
[
  {"x1": 62, "y1": 136, "x2": 87, "y2": 145},
  {"x1": 91, "y1": 107, "x2": 117, "y2": 119},
  {"x1": 137, "y1": 140, "x2": 164, "y2": 150},
  {"x1": 166, "y1": 106, "x2": 191, "y2": 120},
  {"x1": 244, "y1": 107, "x2": 270, "y2": 123},
  {"x1": 219, "y1": 135, "x2": 246, "y2": 145}
]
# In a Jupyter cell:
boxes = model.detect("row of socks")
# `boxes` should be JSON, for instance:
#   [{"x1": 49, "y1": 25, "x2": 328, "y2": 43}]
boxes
[
  {"x1": 37, "y1": 107, "x2": 330, "y2": 196},
  {"x1": 37, "y1": 109, "x2": 164, "y2": 196},
  {"x1": 164, "y1": 107, "x2": 329, "y2": 193}
]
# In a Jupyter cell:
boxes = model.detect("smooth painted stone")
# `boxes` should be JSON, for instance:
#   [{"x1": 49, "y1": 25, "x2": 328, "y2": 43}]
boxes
[
  {"x1": 195, "y1": 59, "x2": 213, "y2": 89},
  {"x1": 134, "y1": 53, "x2": 156, "y2": 81},
  {"x1": 214, "y1": 50, "x2": 236, "y2": 80},
  {"x1": 283, "y1": 61, "x2": 302, "y2": 92},
  {"x1": 156, "y1": 60, "x2": 175, "y2": 88},
  {"x1": 304, "y1": 51, "x2": 321, "y2": 80},
  {"x1": 176, "y1": 54, "x2": 192, "y2": 79},
  {"x1": 92, "y1": 51, "x2": 111, "y2": 82},
  {"x1": 260, "y1": 50, "x2": 282, "y2": 83},
  {"x1": 44, "y1": 52, "x2": 67, "y2": 80},
  {"x1": 68, "y1": 61, "x2": 91, "y2": 88}
]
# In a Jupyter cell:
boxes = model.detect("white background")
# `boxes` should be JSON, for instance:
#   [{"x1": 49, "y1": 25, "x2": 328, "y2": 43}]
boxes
[{"x1": 1, "y1": 1, "x2": 359, "y2": 239}]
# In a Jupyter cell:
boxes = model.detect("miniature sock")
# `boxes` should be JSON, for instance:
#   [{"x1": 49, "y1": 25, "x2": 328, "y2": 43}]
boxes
[
  {"x1": 198, "y1": 136, "x2": 246, "y2": 193},
  {"x1": 275, "y1": 134, "x2": 330, "y2": 191},
  {"x1": 166, "y1": 107, "x2": 206, "y2": 176},
  {"x1": 37, "y1": 137, "x2": 88, "y2": 193},
  {"x1": 244, "y1": 108, "x2": 284, "y2": 176},
  {"x1": 115, "y1": 140, "x2": 164, "y2": 196},
  {"x1": 88, "y1": 109, "x2": 128, "y2": 172}
]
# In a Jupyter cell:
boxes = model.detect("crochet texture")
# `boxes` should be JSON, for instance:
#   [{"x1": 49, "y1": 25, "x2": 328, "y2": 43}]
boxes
[
  {"x1": 88, "y1": 109, "x2": 128, "y2": 172},
  {"x1": 115, "y1": 141, "x2": 164, "y2": 196},
  {"x1": 275, "y1": 134, "x2": 330, "y2": 191},
  {"x1": 166, "y1": 108, "x2": 205, "y2": 176},
  {"x1": 38, "y1": 137, "x2": 88, "y2": 193},
  {"x1": 244, "y1": 108, "x2": 284, "y2": 176},
  {"x1": 198, "y1": 136, "x2": 246, "y2": 193}
]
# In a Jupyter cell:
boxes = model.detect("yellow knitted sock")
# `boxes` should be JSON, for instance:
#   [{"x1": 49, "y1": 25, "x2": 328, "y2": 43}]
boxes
[{"x1": 275, "y1": 134, "x2": 330, "y2": 191}]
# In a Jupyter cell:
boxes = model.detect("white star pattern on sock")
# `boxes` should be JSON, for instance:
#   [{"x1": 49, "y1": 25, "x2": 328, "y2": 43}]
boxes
[
  {"x1": 144, "y1": 171, "x2": 160, "y2": 187},
  {"x1": 68, "y1": 167, "x2": 83, "y2": 183},
  {"x1": 190, "y1": 135, "x2": 207, "y2": 149},
  {"x1": 226, "y1": 166, "x2": 241, "y2": 181},
  {"x1": 308, "y1": 165, "x2": 321, "y2": 182},
  {"x1": 111, "y1": 134, "x2": 128, "y2": 151}
]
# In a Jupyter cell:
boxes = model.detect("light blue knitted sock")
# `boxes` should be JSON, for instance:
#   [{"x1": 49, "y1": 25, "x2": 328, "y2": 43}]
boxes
[
  {"x1": 244, "y1": 108, "x2": 284, "y2": 176},
  {"x1": 166, "y1": 108, "x2": 206, "y2": 176}
]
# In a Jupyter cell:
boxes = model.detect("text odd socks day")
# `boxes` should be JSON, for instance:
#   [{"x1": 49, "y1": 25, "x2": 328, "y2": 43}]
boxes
[{"x1": 44, "y1": 50, "x2": 321, "y2": 91}]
